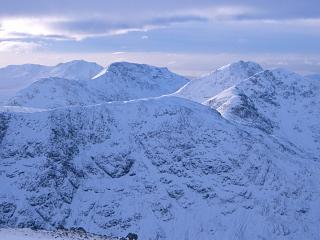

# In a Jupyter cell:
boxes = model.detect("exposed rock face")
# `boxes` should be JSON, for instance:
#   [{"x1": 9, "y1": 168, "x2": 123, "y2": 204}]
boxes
[{"x1": 0, "y1": 96, "x2": 319, "y2": 239}]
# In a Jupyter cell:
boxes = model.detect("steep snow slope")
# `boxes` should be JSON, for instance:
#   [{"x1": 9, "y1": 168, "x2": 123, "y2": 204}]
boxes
[
  {"x1": 205, "y1": 69, "x2": 320, "y2": 156},
  {"x1": 0, "y1": 96, "x2": 319, "y2": 239},
  {"x1": 7, "y1": 62, "x2": 189, "y2": 109},
  {"x1": 0, "y1": 228, "x2": 116, "y2": 240},
  {"x1": 175, "y1": 60, "x2": 263, "y2": 103},
  {"x1": 0, "y1": 60, "x2": 103, "y2": 103}
]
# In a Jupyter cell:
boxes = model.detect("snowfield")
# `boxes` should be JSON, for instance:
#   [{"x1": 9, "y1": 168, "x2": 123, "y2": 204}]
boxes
[{"x1": 0, "y1": 60, "x2": 320, "y2": 240}]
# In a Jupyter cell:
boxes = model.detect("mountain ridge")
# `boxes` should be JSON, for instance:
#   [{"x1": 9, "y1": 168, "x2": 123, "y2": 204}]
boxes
[
  {"x1": 6, "y1": 62, "x2": 189, "y2": 109},
  {"x1": 0, "y1": 60, "x2": 319, "y2": 239},
  {"x1": 175, "y1": 60, "x2": 263, "y2": 103},
  {"x1": 205, "y1": 68, "x2": 320, "y2": 156},
  {"x1": 0, "y1": 60, "x2": 103, "y2": 104}
]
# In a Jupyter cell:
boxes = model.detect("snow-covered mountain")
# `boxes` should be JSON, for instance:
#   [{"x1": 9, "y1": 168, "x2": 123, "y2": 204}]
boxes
[
  {"x1": 0, "y1": 64, "x2": 49, "y2": 104},
  {"x1": 91, "y1": 62, "x2": 189, "y2": 100},
  {"x1": 175, "y1": 60, "x2": 263, "y2": 103},
  {"x1": 0, "y1": 60, "x2": 103, "y2": 103},
  {"x1": 0, "y1": 64, "x2": 50, "y2": 90},
  {"x1": 7, "y1": 77, "x2": 99, "y2": 109},
  {"x1": 1, "y1": 95, "x2": 320, "y2": 239},
  {"x1": 47, "y1": 60, "x2": 103, "y2": 81},
  {"x1": 7, "y1": 62, "x2": 189, "y2": 109},
  {"x1": 1, "y1": 60, "x2": 320, "y2": 240},
  {"x1": 205, "y1": 68, "x2": 320, "y2": 156}
]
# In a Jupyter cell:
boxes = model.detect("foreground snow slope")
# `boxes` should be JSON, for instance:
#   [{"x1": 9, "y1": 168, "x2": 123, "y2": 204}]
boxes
[
  {"x1": 0, "y1": 96, "x2": 319, "y2": 239},
  {"x1": 0, "y1": 60, "x2": 103, "y2": 103},
  {"x1": 175, "y1": 60, "x2": 263, "y2": 102},
  {"x1": 205, "y1": 69, "x2": 320, "y2": 156},
  {"x1": 7, "y1": 62, "x2": 189, "y2": 109},
  {"x1": 0, "y1": 228, "x2": 116, "y2": 240}
]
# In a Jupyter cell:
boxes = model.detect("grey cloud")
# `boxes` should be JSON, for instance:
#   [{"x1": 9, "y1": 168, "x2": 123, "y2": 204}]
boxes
[
  {"x1": 0, "y1": 0, "x2": 319, "y2": 20},
  {"x1": 49, "y1": 15, "x2": 207, "y2": 37}
]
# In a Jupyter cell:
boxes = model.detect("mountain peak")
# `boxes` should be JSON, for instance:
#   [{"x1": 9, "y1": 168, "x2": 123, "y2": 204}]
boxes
[
  {"x1": 216, "y1": 60, "x2": 263, "y2": 75},
  {"x1": 175, "y1": 60, "x2": 263, "y2": 103},
  {"x1": 55, "y1": 59, "x2": 100, "y2": 67},
  {"x1": 106, "y1": 61, "x2": 168, "y2": 76},
  {"x1": 49, "y1": 60, "x2": 103, "y2": 81},
  {"x1": 7, "y1": 61, "x2": 189, "y2": 108}
]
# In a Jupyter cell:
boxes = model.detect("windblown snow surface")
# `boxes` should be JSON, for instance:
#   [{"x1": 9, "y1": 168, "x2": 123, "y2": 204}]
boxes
[{"x1": 0, "y1": 61, "x2": 320, "y2": 240}]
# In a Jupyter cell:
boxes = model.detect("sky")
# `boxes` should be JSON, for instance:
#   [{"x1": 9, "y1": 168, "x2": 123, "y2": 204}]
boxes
[{"x1": 0, "y1": 0, "x2": 320, "y2": 76}]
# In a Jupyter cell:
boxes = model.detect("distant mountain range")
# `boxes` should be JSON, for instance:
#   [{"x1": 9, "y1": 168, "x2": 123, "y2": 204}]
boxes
[
  {"x1": 5, "y1": 62, "x2": 188, "y2": 109},
  {"x1": 0, "y1": 60, "x2": 103, "y2": 104}
]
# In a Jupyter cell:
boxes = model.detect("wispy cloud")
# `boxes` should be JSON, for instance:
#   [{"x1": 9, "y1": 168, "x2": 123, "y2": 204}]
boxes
[
  {"x1": 0, "y1": 0, "x2": 319, "y2": 74},
  {"x1": 111, "y1": 51, "x2": 127, "y2": 55},
  {"x1": 0, "y1": 2, "x2": 319, "y2": 42},
  {"x1": 0, "y1": 14, "x2": 207, "y2": 41},
  {"x1": 0, "y1": 40, "x2": 41, "y2": 52}
]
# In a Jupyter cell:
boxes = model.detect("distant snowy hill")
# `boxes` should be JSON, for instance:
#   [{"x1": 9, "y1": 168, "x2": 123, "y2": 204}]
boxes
[
  {"x1": 175, "y1": 60, "x2": 263, "y2": 103},
  {"x1": 7, "y1": 62, "x2": 189, "y2": 109},
  {"x1": 48, "y1": 60, "x2": 103, "y2": 81},
  {"x1": 205, "y1": 68, "x2": 320, "y2": 156},
  {"x1": 8, "y1": 77, "x2": 99, "y2": 109},
  {"x1": 0, "y1": 64, "x2": 50, "y2": 90},
  {"x1": 0, "y1": 60, "x2": 103, "y2": 103}
]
